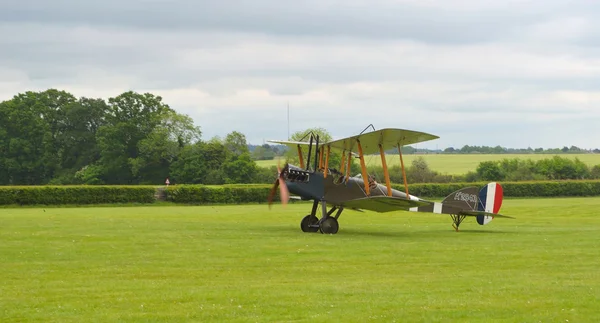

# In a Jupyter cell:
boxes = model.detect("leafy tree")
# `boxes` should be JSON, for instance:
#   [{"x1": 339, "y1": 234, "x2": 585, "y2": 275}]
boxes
[
  {"x1": 96, "y1": 91, "x2": 173, "y2": 184},
  {"x1": 224, "y1": 131, "x2": 249, "y2": 157},
  {"x1": 406, "y1": 157, "x2": 437, "y2": 183},
  {"x1": 251, "y1": 144, "x2": 277, "y2": 160},
  {"x1": 74, "y1": 164, "x2": 105, "y2": 185},
  {"x1": 169, "y1": 143, "x2": 208, "y2": 184},
  {"x1": 0, "y1": 90, "x2": 75, "y2": 184},
  {"x1": 222, "y1": 152, "x2": 259, "y2": 184},
  {"x1": 169, "y1": 137, "x2": 228, "y2": 184},
  {"x1": 52, "y1": 97, "x2": 109, "y2": 184},
  {"x1": 130, "y1": 110, "x2": 201, "y2": 184},
  {"x1": 253, "y1": 166, "x2": 278, "y2": 183},
  {"x1": 591, "y1": 165, "x2": 600, "y2": 179},
  {"x1": 476, "y1": 161, "x2": 505, "y2": 181},
  {"x1": 536, "y1": 156, "x2": 587, "y2": 180}
]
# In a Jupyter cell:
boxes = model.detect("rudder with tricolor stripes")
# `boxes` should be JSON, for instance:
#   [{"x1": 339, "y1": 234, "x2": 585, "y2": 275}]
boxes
[{"x1": 476, "y1": 182, "x2": 504, "y2": 225}]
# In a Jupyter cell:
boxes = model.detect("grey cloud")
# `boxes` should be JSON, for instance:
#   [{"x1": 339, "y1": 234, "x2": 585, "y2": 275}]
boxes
[
  {"x1": 2, "y1": 19, "x2": 599, "y2": 92},
  {"x1": 2, "y1": 0, "x2": 597, "y2": 44}
]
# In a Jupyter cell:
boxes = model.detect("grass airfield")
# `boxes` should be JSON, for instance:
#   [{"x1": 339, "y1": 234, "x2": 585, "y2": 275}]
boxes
[
  {"x1": 2, "y1": 198, "x2": 600, "y2": 322},
  {"x1": 256, "y1": 153, "x2": 600, "y2": 174}
]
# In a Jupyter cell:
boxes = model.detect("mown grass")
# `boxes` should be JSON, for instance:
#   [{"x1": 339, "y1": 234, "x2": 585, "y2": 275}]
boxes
[
  {"x1": 256, "y1": 153, "x2": 600, "y2": 174},
  {"x1": 1, "y1": 198, "x2": 599, "y2": 322}
]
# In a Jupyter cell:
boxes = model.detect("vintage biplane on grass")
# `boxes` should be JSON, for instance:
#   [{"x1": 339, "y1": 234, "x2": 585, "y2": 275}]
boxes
[{"x1": 267, "y1": 126, "x2": 513, "y2": 234}]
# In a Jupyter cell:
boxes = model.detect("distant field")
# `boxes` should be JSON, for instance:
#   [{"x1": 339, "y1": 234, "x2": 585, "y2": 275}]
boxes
[
  {"x1": 2, "y1": 198, "x2": 600, "y2": 322},
  {"x1": 256, "y1": 153, "x2": 600, "y2": 174}
]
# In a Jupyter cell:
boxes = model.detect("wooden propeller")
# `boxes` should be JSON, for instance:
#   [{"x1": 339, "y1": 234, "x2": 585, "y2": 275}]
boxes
[{"x1": 268, "y1": 160, "x2": 289, "y2": 208}]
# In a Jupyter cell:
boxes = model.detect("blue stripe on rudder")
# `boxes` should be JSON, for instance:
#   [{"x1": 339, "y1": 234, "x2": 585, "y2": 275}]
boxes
[
  {"x1": 477, "y1": 215, "x2": 485, "y2": 225},
  {"x1": 478, "y1": 185, "x2": 488, "y2": 211}
]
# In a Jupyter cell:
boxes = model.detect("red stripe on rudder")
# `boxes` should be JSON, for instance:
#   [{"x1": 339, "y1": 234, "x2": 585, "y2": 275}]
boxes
[{"x1": 493, "y1": 183, "x2": 503, "y2": 214}]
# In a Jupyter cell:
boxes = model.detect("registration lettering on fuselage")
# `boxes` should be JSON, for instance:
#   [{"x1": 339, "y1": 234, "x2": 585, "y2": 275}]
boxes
[{"x1": 454, "y1": 191, "x2": 478, "y2": 203}]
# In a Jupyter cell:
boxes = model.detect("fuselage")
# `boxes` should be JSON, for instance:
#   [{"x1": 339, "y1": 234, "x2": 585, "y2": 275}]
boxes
[{"x1": 282, "y1": 164, "x2": 423, "y2": 205}]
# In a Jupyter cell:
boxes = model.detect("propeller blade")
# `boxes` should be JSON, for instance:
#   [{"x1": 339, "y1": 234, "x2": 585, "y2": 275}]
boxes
[
  {"x1": 267, "y1": 178, "x2": 279, "y2": 209},
  {"x1": 268, "y1": 159, "x2": 290, "y2": 208},
  {"x1": 278, "y1": 176, "x2": 289, "y2": 206}
]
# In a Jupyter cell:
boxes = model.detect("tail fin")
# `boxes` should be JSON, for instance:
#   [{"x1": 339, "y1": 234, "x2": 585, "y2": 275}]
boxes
[
  {"x1": 439, "y1": 182, "x2": 504, "y2": 226},
  {"x1": 476, "y1": 182, "x2": 504, "y2": 225}
]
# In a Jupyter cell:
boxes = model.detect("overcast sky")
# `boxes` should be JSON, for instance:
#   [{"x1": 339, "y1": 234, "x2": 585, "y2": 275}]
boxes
[{"x1": 1, "y1": 0, "x2": 599, "y2": 149}]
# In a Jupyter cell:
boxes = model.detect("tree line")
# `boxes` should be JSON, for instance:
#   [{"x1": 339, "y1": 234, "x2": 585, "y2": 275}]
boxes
[
  {"x1": 2, "y1": 89, "x2": 599, "y2": 186},
  {"x1": 0, "y1": 89, "x2": 278, "y2": 185},
  {"x1": 442, "y1": 145, "x2": 599, "y2": 154}
]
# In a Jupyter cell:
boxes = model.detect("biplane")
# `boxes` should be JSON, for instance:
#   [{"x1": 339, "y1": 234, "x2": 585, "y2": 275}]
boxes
[{"x1": 267, "y1": 126, "x2": 513, "y2": 234}]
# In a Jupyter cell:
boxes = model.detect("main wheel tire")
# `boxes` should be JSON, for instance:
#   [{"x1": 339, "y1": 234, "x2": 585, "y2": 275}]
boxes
[
  {"x1": 319, "y1": 217, "x2": 339, "y2": 234},
  {"x1": 300, "y1": 215, "x2": 319, "y2": 232}
]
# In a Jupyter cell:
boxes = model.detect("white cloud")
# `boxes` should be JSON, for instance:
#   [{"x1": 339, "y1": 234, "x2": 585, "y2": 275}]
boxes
[{"x1": 0, "y1": 1, "x2": 599, "y2": 149}]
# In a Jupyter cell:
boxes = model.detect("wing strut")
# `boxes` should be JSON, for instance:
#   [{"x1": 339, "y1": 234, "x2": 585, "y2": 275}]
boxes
[
  {"x1": 345, "y1": 147, "x2": 352, "y2": 183},
  {"x1": 297, "y1": 145, "x2": 304, "y2": 168},
  {"x1": 306, "y1": 135, "x2": 313, "y2": 171},
  {"x1": 379, "y1": 144, "x2": 392, "y2": 196},
  {"x1": 356, "y1": 139, "x2": 370, "y2": 196},
  {"x1": 324, "y1": 145, "x2": 330, "y2": 178},
  {"x1": 340, "y1": 150, "x2": 346, "y2": 174},
  {"x1": 397, "y1": 143, "x2": 409, "y2": 199},
  {"x1": 318, "y1": 146, "x2": 324, "y2": 170},
  {"x1": 313, "y1": 135, "x2": 319, "y2": 171}
]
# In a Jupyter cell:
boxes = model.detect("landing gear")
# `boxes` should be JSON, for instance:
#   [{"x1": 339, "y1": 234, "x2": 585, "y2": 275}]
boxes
[
  {"x1": 319, "y1": 217, "x2": 339, "y2": 234},
  {"x1": 450, "y1": 214, "x2": 467, "y2": 231},
  {"x1": 299, "y1": 199, "x2": 344, "y2": 234},
  {"x1": 300, "y1": 215, "x2": 319, "y2": 232}
]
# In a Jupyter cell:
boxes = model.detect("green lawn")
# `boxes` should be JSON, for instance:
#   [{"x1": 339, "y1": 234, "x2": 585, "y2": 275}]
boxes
[
  {"x1": 256, "y1": 153, "x2": 600, "y2": 174},
  {"x1": 2, "y1": 198, "x2": 600, "y2": 322}
]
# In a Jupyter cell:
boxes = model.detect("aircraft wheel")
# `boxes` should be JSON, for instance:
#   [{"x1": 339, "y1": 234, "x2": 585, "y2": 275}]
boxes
[
  {"x1": 319, "y1": 217, "x2": 339, "y2": 234},
  {"x1": 300, "y1": 215, "x2": 319, "y2": 232}
]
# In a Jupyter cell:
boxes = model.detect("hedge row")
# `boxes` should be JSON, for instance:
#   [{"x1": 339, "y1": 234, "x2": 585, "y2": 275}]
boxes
[
  {"x1": 1, "y1": 180, "x2": 600, "y2": 206},
  {"x1": 0, "y1": 186, "x2": 157, "y2": 205},
  {"x1": 165, "y1": 184, "x2": 272, "y2": 204},
  {"x1": 165, "y1": 180, "x2": 600, "y2": 204},
  {"x1": 391, "y1": 181, "x2": 600, "y2": 198}
]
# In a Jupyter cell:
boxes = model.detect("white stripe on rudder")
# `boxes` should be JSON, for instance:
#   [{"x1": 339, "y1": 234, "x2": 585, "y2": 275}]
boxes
[{"x1": 485, "y1": 183, "x2": 496, "y2": 213}]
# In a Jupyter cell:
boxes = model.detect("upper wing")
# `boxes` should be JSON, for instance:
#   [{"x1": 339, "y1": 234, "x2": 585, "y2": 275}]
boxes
[
  {"x1": 266, "y1": 140, "x2": 318, "y2": 150},
  {"x1": 326, "y1": 128, "x2": 439, "y2": 155},
  {"x1": 269, "y1": 128, "x2": 438, "y2": 155},
  {"x1": 267, "y1": 139, "x2": 358, "y2": 157},
  {"x1": 340, "y1": 196, "x2": 432, "y2": 213}
]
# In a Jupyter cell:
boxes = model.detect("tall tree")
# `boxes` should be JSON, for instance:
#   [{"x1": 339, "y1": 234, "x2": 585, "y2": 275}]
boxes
[
  {"x1": 52, "y1": 97, "x2": 108, "y2": 183},
  {"x1": 96, "y1": 91, "x2": 173, "y2": 184},
  {"x1": 130, "y1": 110, "x2": 201, "y2": 184},
  {"x1": 0, "y1": 90, "x2": 76, "y2": 184},
  {"x1": 224, "y1": 131, "x2": 249, "y2": 157}
]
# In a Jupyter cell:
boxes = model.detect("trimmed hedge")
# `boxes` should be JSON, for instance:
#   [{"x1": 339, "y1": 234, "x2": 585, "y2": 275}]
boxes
[
  {"x1": 0, "y1": 186, "x2": 157, "y2": 205},
  {"x1": 165, "y1": 184, "x2": 272, "y2": 204},
  {"x1": 392, "y1": 181, "x2": 600, "y2": 198},
  {"x1": 1, "y1": 180, "x2": 600, "y2": 206},
  {"x1": 165, "y1": 180, "x2": 600, "y2": 204}
]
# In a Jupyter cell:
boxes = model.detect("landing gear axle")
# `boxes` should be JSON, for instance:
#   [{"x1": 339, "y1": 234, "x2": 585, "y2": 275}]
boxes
[{"x1": 299, "y1": 200, "x2": 344, "y2": 234}]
